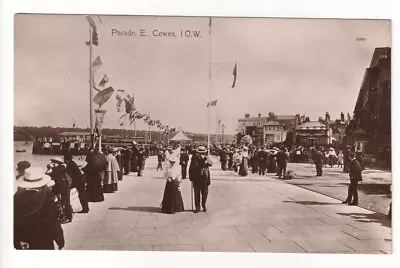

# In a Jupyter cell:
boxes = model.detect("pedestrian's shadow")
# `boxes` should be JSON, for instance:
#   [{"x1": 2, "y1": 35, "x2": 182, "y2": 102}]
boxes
[
  {"x1": 108, "y1": 206, "x2": 193, "y2": 214},
  {"x1": 338, "y1": 183, "x2": 391, "y2": 196},
  {"x1": 283, "y1": 200, "x2": 338, "y2": 205},
  {"x1": 337, "y1": 212, "x2": 391, "y2": 228},
  {"x1": 108, "y1": 206, "x2": 162, "y2": 213}
]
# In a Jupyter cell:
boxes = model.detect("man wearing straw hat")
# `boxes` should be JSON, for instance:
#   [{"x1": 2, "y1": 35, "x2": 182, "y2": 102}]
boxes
[
  {"x1": 189, "y1": 146, "x2": 212, "y2": 213},
  {"x1": 14, "y1": 167, "x2": 65, "y2": 250}
]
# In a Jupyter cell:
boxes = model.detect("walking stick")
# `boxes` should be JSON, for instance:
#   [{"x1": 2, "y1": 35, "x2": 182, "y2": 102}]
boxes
[{"x1": 191, "y1": 181, "x2": 194, "y2": 211}]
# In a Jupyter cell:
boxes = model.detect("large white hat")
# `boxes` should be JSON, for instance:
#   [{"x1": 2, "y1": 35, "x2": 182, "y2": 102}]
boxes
[
  {"x1": 17, "y1": 167, "x2": 51, "y2": 189},
  {"x1": 197, "y1": 146, "x2": 207, "y2": 153},
  {"x1": 50, "y1": 157, "x2": 64, "y2": 164},
  {"x1": 168, "y1": 153, "x2": 179, "y2": 163}
]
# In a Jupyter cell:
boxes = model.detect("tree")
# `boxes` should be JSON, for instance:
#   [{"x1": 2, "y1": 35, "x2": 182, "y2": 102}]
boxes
[{"x1": 268, "y1": 112, "x2": 277, "y2": 121}]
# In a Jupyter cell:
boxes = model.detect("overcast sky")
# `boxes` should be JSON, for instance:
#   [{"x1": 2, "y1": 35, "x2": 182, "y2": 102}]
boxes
[{"x1": 14, "y1": 15, "x2": 390, "y2": 134}]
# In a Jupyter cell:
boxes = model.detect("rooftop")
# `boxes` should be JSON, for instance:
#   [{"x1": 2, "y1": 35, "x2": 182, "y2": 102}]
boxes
[
  {"x1": 296, "y1": 121, "x2": 328, "y2": 130},
  {"x1": 265, "y1": 121, "x2": 282, "y2": 126}
]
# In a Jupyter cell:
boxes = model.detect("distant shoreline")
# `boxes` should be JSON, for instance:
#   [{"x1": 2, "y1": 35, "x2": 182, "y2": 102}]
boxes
[{"x1": 14, "y1": 126, "x2": 234, "y2": 143}]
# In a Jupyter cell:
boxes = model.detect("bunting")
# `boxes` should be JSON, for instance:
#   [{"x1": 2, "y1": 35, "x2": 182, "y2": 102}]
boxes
[
  {"x1": 207, "y1": 99, "x2": 218, "y2": 107},
  {"x1": 98, "y1": 74, "x2": 109, "y2": 87},
  {"x1": 124, "y1": 94, "x2": 135, "y2": 114},
  {"x1": 92, "y1": 56, "x2": 102, "y2": 74},
  {"x1": 232, "y1": 62, "x2": 237, "y2": 88},
  {"x1": 85, "y1": 15, "x2": 99, "y2": 46},
  {"x1": 93, "y1": 86, "x2": 114, "y2": 107}
]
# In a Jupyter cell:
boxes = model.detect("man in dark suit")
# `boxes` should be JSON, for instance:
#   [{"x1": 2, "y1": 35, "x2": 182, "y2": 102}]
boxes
[
  {"x1": 180, "y1": 148, "x2": 189, "y2": 179},
  {"x1": 276, "y1": 148, "x2": 288, "y2": 179},
  {"x1": 311, "y1": 148, "x2": 324, "y2": 176},
  {"x1": 219, "y1": 148, "x2": 228, "y2": 171},
  {"x1": 122, "y1": 147, "x2": 131, "y2": 175},
  {"x1": 189, "y1": 146, "x2": 212, "y2": 213},
  {"x1": 342, "y1": 152, "x2": 362, "y2": 206},
  {"x1": 258, "y1": 147, "x2": 269, "y2": 176}
]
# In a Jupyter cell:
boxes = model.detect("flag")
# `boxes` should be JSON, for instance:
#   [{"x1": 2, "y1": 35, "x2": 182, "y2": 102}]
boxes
[
  {"x1": 116, "y1": 90, "x2": 125, "y2": 112},
  {"x1": 92, "y1": 56, "x2": 102, "y2": 74},
  {"x1": 118, "y1": 114, "x2": 127, "y2": 127},
  {"x1": 93, "y1": 86, "x2": 114, "y2": 107},
  {"x1": 98, "y1": 74, "x2": 109, "y2": 87},
  {"x1": 72, "y1": 121, "x2": 76, "y2": 128},
  {"x1": 232, "y1": 62, "x2": 237, "y2": 88},
  {"x1": 207, "y1": 100, "x2": 218, "y2": 107},
  {"x1": 85, "y1": 15, "x2": 99, "y2": 46},
  {"x1": 124, "y1": 94, "x2": 135, "y2": 114}
]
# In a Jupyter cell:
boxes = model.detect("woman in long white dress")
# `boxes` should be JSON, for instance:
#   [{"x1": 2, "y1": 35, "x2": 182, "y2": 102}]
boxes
[
  {"x1": 161, "y1": 152, "x2": 184, "y2": 214},
  {"x1": 239, "y1": 146, "x2": 249, "y2": 176},
  {"x1": 103, "y1": 148, "x2": 120, "y2": 193}
]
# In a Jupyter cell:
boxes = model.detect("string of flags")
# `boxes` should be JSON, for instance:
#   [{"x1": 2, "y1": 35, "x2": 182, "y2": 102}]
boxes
[{"x1": 86, "y1": 15, "x2": 238, "y2": 134}]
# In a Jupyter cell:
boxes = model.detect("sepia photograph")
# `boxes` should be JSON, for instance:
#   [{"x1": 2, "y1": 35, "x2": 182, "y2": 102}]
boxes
[{"x1": 12, "y1": 14, "x2": 391, "y2": 254}]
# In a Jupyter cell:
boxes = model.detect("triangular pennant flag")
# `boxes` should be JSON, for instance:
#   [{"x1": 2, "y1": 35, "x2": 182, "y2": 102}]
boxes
[
  {"x1": 98, "y1": 74, "x2": 109, "y2": 87},
  {"x1": 93, "y1": 86, "x2": 114, "y2": 107},
  {"x1": 85, "y1": 16, "x2": 99, "y2": 46},
  {"x1": 92, "y1": 56, "x2": 102, "y2": 74},
  {"x1": 207, "y1": 100, "x2": 218, "y2": 107},
  {"x1": 232, "y1": 62, "x2": 237, "y2": 88}
]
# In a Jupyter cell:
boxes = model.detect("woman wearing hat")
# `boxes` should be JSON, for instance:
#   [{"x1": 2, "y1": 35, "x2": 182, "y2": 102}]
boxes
[
  {"x1": 47, "y1": 157, "x2": 73, "y2": 223},
  {"x1": 14, "y1": 167, "x2": 65, "y2": 250},
  {"x1": 161, "y1": 152, "x2": 184, "y2": 214},
  {"x1": 239, "y1": 146, "x2": 249, "y2": 176},
  {"x1": 64, "y1": 153, "x2": 89, "y2": 213},
  {"x1": 103, "y1": 147, "x2": 120, "y2": 193}
]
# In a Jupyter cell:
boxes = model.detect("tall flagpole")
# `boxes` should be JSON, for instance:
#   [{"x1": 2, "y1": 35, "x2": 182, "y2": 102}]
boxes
[
  {"x1": 207, "y1": 17, "x2": 212, "y2": 155},
  {"x1": 89, "y1": 27, "x2": 94, "y2": 147},
  {"x1": 133, "y1": 92, "x2": 137, "y2": 141}
]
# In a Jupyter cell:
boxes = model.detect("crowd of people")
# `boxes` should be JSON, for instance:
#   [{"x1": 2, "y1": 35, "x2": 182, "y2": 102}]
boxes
[
  {"x1": 14, "y1": 139, "x2": 389, "y2": 250},
  {"x1": 13, "y1": 142, "x2": 216, "y2": 250}
]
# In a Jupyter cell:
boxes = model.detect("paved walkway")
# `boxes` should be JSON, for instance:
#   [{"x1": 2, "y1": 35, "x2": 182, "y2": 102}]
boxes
[{"x1": 63, "y1": 157, "x2": 391, "y2": 253}]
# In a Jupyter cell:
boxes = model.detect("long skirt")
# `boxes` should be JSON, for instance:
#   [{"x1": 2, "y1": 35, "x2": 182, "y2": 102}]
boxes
[
  {"x1": 86, "y1": 171, "x2": 104, "y2": 202},
  {"x1": 239, "y1": 158, "x2": 249, "y2": 176},
  {"x1": 161, "y1": 180, "x2": 184, "y2": 214},
  {"x1": 103, "y1": 172, "x2": 118, "y2": 193}
]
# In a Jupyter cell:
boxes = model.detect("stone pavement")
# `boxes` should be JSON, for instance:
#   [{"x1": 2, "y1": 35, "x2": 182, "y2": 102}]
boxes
[
  {"x1": 63, "y1": 156, "x2": 391, "y2": 253},
  {"x1": 283, "y1": 163, "x2": 392, "y2": 215}
]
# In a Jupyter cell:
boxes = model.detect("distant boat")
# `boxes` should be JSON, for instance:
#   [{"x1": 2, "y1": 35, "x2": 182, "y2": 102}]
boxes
[{"x1": 16, "y1": 149, "x2": 26, "y2": 153}]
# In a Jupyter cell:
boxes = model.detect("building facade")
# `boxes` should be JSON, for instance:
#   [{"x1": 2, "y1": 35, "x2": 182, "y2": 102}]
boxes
[
  {"x1": 237, "y1": 113, "x2": 300, "y2": 145},
  {"x1": 346, "y1": 47, "x2": 391, "y2": 161},
  {"x1": 295, "y1": 121, "x2": 332, "y2": 146}
]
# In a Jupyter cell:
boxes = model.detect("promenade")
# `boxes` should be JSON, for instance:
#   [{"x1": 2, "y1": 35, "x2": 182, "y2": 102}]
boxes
[{"x1": 63, "y1": 156, "x2": 392, "y2": 253}]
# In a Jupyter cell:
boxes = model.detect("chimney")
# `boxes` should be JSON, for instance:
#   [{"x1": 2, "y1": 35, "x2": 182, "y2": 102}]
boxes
[
  {"x1": 258, "y1": 113, "x2": 262, "y2": 118},
  {"x1": 325, "y1": 112, "x2": 330, "y2": 122},
  {"x1": 245, "y1": 113, "x2": 250, "y2": 118},
  {"x1": 340, "y1": 112, "x2": 345, "y2": 121}
]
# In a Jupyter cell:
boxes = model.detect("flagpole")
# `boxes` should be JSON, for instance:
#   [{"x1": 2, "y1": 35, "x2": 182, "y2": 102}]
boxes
[
  {"x1": 89, "y1": 27, "x2": 94, "y2": 148},
  {"x1": 207, "y1": 17, "x2": 212, "y2": 155}
]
